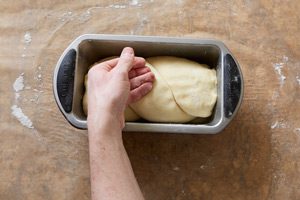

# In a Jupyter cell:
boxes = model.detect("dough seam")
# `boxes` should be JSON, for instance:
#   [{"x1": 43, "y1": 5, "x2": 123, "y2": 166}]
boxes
[{"x1": 149, "y1": 64, "x2": 192, "y2": 116}]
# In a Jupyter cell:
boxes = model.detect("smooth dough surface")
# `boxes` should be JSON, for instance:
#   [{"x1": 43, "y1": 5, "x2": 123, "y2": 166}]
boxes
[
  {"x1": 130, "y1": 62, "x2": 195, "y2": 122},
  {"x1": 147, "y1": 56, "x2": 217, "y2": 118}
]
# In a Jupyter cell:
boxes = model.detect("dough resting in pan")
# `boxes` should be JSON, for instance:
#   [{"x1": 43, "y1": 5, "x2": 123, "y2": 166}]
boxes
[{"x1": 82, "y1": 56, "x2": 217, "y2": 123}]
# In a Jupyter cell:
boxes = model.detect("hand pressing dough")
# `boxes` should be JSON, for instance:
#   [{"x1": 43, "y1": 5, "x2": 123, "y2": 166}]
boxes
[
  {"x1": 82, "y1": 65, "x2": 140, "y2": 122},
  {"x1": 147, "y1": 56, "x2": 217, "y2": 117},
  {"x1": 130, "y1": 62, "x2": 195, "y2": 122}
]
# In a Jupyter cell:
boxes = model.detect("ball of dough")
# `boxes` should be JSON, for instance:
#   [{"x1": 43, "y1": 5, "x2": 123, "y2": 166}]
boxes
[
  {"x1": 129, "y1": 62, "x2": 195, "y2": 123},
  {"x1": 147, "y1": 56, "x2": 217, "y2": 118}
]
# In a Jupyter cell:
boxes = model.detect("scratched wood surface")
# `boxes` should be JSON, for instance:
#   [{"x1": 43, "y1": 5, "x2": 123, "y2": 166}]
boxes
[{"x1": 1, "y1": 0, "x2": 299, "y2": 199}]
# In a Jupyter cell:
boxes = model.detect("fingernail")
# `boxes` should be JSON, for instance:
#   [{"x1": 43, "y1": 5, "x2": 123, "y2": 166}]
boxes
[
  {"x1": 144, "y1": 83, "x2": 153, "y2": 94},
  {"x1": 121, "y1": 47, "x2": 134, "y2": 58},
  {"x1": 150, "y1": 72, "x2": 155, "y2": 79}
]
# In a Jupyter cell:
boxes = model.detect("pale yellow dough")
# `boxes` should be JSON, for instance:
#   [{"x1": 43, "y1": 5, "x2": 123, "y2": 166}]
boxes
[
  {"x1": 130, "y1": 63, "x2": 195, "y2": 122},
  {"x1": 147, "y1": 56, "x2": 217, "y2": 118}
]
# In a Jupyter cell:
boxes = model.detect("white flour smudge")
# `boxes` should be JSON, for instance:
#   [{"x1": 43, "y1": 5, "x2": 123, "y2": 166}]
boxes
[
  {"x1": 12, "y1": 73, "x2": 35, "y2": 129},
  {"x1": 129, "y1": 0, "x2": 139, "y2": 6},
  {"x1": 296, "y1": 76, "x2": 300, "y2": 85},
  {"x1": 13, "y1": 73, "x2": 25, "y2": 92},
  {"x1": 271, "y1": 121, "x2": 279, "y2": 129},
  {"x1": 11, "y1": 105, "x2": 34, "y2": 129},
  {"x1": 59, "y1": 11, "x2": 74, "y2": 22},
  {"x1": 273, "y1": 56, "x2": 288, "y2": 87},
  {"x1": 24, "y1": 32, "x2": 32, "y2": 45},
  {"x1": 295, "y1": 128, "x2": 300, "y2": 133},
  {"x1": 13, "y1": 73, "x2": 25, "y2": 100},
  {"x1": 108, "y1": 4, "x2": 127, "y2": 9},
  {"x1": 81, "y1": 2, "x2": 144, "y2": 22},
  {"x1": 271, "y1": 120, "x2": 288, "y2": 129},
  {"x1": 273, "y1": 63, "x2": 286, "y2": 86},
  {"x1": 22, "y1": 31, "x2": 32, "y2": 58}
]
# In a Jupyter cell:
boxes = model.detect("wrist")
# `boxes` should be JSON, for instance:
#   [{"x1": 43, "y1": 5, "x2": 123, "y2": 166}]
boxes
[
  {"x1": 88, "y1": 110, "x2": 123, "y2": 137},
  {"x1": 88, "y1": 100, "x2": 125, "y2": 125}
]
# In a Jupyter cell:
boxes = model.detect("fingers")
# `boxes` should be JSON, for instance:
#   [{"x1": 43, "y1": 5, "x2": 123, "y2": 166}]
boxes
[
  {"x1": 95, "y1": 57, "x2": 145, "y2": 71},
  {"x1": 132, "y1": 57, "x2": 146, "y2": 69},
  {"x1": 130, "y1": 71, "x2": 155, "y2": 90},
  {"x1": 128, "y1": 82, "x2": 153, "y2": 104},
  {"x1": 113, "y1": 47, "x2": 135, "y2": 73},
  {"x1": 127, "y1": 70, "x2": 155, "y2": 104},
  {"x1": 91, "y1": 47, "x2": 145, "y2": 73},
  {"x1": 129, "y1": 67, "x2": 151, "y2": 79}
]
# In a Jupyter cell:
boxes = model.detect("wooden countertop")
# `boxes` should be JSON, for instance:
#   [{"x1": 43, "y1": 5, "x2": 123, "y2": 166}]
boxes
[{"x1": 1, "y1": 0, "x2": 299, "y2": 199}]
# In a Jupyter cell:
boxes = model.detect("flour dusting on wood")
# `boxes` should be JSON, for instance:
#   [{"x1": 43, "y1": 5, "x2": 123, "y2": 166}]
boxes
[
  {"x1": 11, "y1": 73, "x2": 35, "y2": 129},
  {"x1": 271, "y1": 120, "x2": 288, "y2": 129},
  {"x1": 271, "y1": 121, "x2": 279, "y2": 129},
  {"x1": 108, "y1": 4, "x2": 127, "y2": 9},
  {"x1": 11, "y1": 105, "x2": 34, "y2": 129},
  {"x1": 24, "y1": 32, "x2": 32, "y2": 45},
  {"x1": 296, "y1": 76, "x2": 300, "y2": 85},
  {"x1": 78, "y1": 2, "x2": 147, "y2": 22},
  {"x1": 59, "y1": 11, "x2": 74, "y2": 22},
  {"x1": 13, "y1": 73, "x2": 25, "y2": 100},
  {"x1": 13, "y1": 73, "x2": 25, "y2": 93},
  {"x1": 273, "y1": 56, "x2": 288, "y2": 87},
  {"x1": 129, "y1": 0, "x2": 139, "y2": 6},
  {"x1": 22, "y1": 31, "x2": 32, "y2": 58},
  {"x1": 273, "y1": 63, "x2": 286, "y2": 86}
]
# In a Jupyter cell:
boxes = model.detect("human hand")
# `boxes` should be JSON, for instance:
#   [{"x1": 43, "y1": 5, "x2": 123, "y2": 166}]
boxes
[{"x1": 87, "y1": 47, "x2": 155, "y2": 130}]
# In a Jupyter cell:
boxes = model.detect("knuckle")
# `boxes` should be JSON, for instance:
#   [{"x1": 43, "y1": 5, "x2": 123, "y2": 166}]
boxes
[{"x1": 131, "y1": 79, "x2": 142, "y2": 89}]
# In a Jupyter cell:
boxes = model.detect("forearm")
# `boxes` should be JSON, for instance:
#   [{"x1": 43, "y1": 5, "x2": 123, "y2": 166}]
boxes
[{"x1": 88, "y1": 115, "x2": 144, "y2": 200}]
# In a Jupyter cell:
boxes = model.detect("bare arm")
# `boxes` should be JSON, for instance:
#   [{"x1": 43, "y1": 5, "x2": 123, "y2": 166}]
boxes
[
  {"x1": 89, "y1": 115, "x2": 144, "y2": 200},
  {"x1": 87, "y1": 47, "x2": 154, "y2": 200}
]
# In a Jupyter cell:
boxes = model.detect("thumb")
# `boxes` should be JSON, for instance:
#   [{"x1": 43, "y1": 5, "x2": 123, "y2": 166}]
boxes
[{"x1": 114, "y1": 47, "x2": 135, "y2": 73}]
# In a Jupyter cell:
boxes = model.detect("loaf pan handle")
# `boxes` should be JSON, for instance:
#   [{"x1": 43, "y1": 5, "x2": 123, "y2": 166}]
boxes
[
  {"x1": 56, "y1": 49, "x2": 76, "y2": 113},
  {"x1": 223, "y1": 54, "x2": 242, "y2": 118}
]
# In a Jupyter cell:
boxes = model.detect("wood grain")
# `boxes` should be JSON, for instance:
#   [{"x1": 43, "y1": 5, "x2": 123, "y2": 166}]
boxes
[{"x1": 0, "y1": 0, "x2": 299, "y2": 199}]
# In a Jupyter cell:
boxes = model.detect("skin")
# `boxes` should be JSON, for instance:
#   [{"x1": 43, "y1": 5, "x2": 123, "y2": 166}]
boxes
[{"x1": 87, "y1": 47, "x2": 155, "y2": 200}]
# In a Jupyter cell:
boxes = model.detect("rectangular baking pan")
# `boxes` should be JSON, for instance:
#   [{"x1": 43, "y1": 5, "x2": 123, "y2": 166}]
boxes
[{"x1": 53, "y1": 34, "x2": 243, "y2": 134}]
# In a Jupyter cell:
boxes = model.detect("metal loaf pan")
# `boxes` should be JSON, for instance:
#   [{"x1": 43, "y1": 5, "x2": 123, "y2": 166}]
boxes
[{"x1": 53, "y1": 34, "x2": 243, "y2": 134}]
